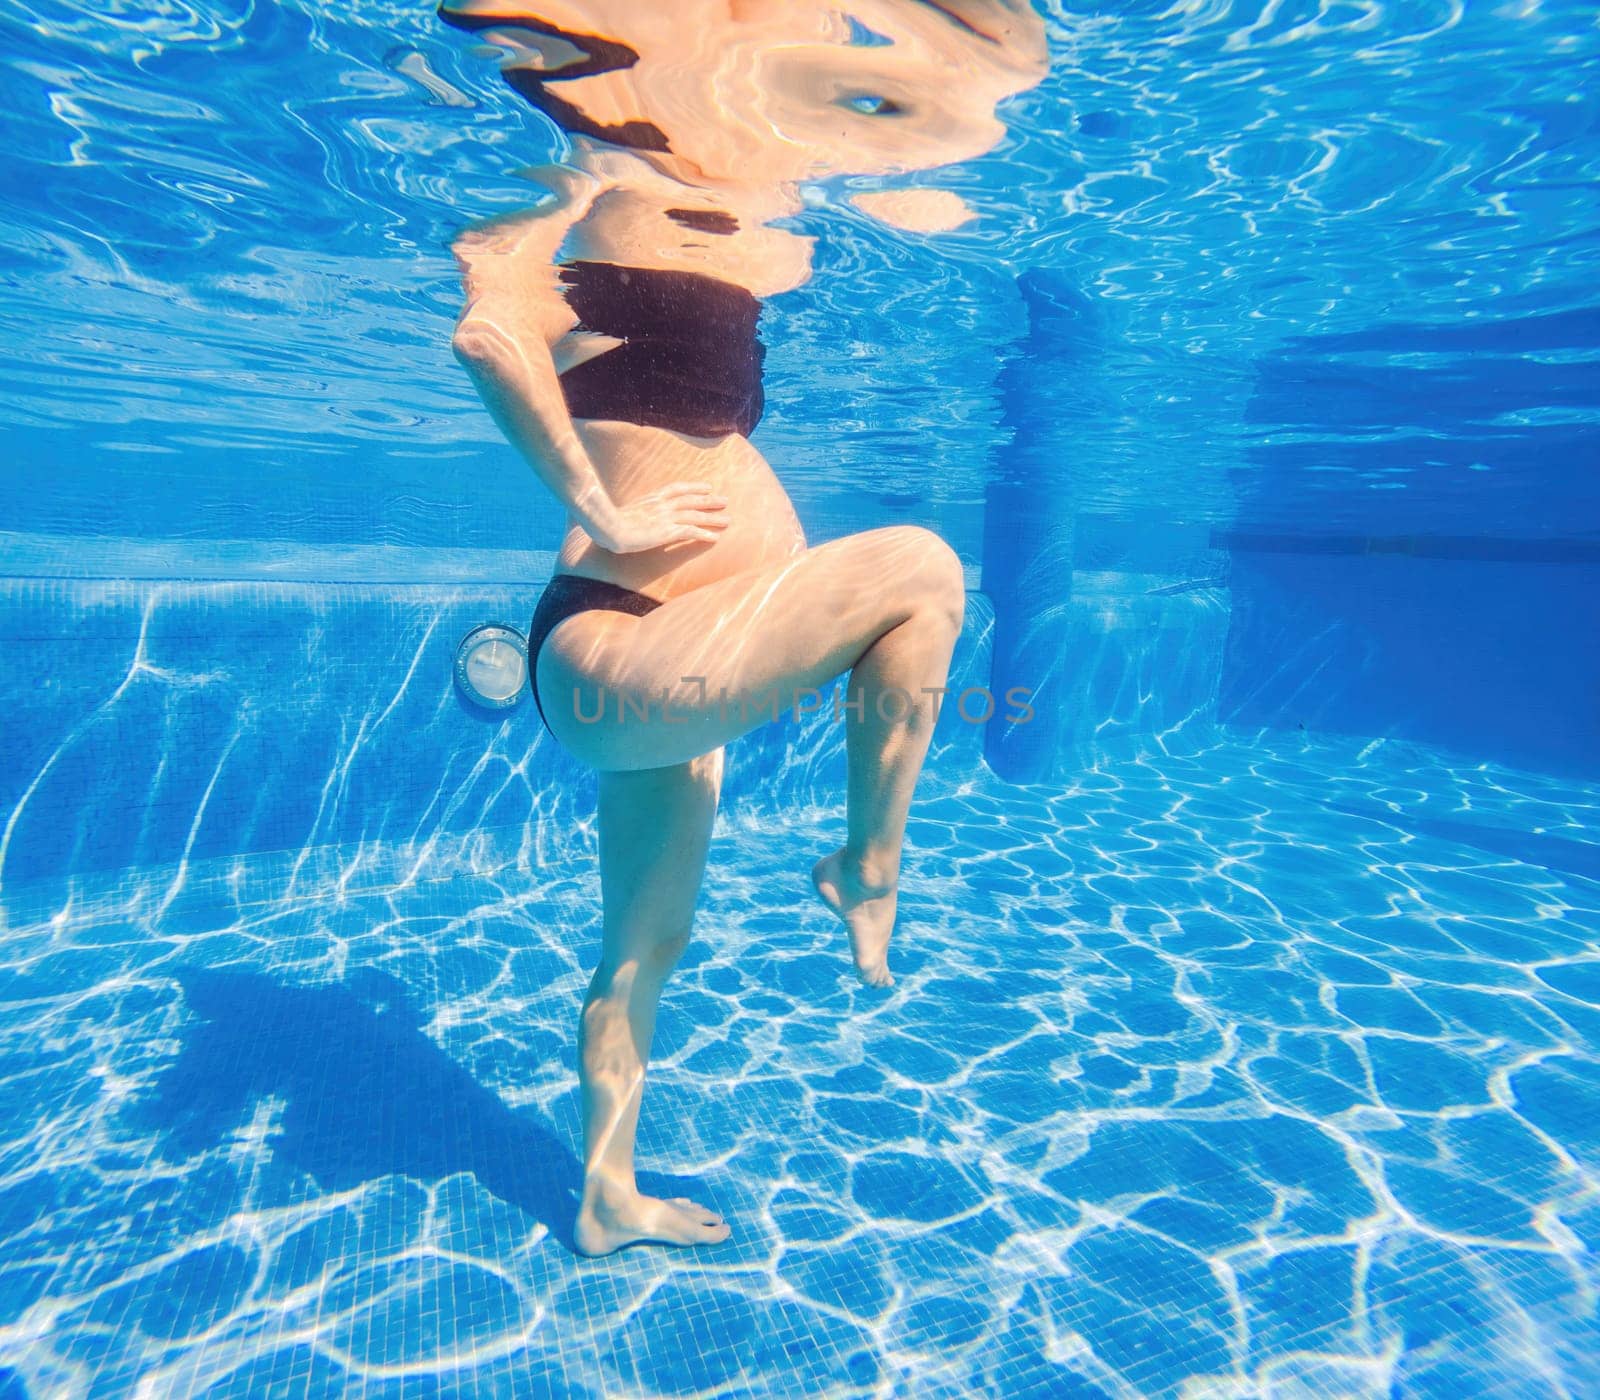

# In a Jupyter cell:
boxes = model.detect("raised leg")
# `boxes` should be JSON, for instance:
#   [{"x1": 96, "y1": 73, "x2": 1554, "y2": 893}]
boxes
[
  {"x1": 810, "y1": 591, "x2": 959, "y2": 985},
  {"x1": 573, "y1": 748, "x2": 731, "y2": 1256},
  {"x1": 541, "y1": 525, "x2": 966, "y2": 986}
]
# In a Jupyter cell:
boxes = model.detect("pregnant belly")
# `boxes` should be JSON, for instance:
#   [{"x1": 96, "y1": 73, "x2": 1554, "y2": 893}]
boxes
[{"x1": 558, "y1": 420, "x2": 806, "y2": 601}]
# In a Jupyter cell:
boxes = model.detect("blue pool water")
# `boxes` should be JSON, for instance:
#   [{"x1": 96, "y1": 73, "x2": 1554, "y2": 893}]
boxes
[
  {"x1": 4, "y1": 687, "x2": 1600, "y2": 1396},
  {"x1": 3, "y1": 1, "x2": 1599, "y2": 1396}
]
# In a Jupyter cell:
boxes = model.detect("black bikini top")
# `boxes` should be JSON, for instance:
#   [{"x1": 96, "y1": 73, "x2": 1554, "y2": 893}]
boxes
[
  {"x1": 556, "y1": 261, "x2": 765, "y2": 439},
  {"x1": 436, "y1": 11, "x2": 764, "y2": 437}
]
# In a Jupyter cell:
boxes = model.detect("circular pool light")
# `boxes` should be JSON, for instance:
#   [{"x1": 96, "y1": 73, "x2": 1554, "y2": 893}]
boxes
[{"x1": 454, "y1": 623, "x2": 528, "y2": 710}]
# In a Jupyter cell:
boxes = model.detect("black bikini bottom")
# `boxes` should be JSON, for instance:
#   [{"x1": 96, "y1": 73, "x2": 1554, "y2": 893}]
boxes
[{"x1": 527, "y1": 574, "x2": 662, "y2": 733}]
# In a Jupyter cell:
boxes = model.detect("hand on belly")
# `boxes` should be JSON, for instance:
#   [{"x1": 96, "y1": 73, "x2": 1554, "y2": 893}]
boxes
[{"x1": 562, "y1": 420, "x2": 805, "y2": 597}]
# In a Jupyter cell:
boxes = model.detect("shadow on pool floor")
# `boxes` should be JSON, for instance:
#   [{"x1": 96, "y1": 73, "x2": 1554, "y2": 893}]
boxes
[{"x1": 133, "y1": 967, "x2": 696, "y2": 1256}]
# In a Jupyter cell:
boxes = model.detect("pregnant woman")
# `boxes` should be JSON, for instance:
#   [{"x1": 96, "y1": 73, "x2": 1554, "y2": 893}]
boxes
[{"x1": 441, "y1": 0, "x2": 1045, "y2": 1254}]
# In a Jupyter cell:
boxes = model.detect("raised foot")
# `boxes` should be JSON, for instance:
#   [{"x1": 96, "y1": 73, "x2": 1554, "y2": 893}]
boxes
[
  {"x1": 574, "y1": 1179, "x2": 731, "y2": 1257},
  {"x1": 811, "y1": 848, "x2": 899, "y2": 988}
]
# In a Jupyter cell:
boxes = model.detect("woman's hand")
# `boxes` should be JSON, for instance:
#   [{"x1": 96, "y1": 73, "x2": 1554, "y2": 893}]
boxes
[{"x1": 588, "y1": 481, "x2": 730, "y2": 554}]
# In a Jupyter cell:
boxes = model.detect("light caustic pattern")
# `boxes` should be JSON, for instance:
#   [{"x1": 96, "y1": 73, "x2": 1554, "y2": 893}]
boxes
[{"x1": 1, "y1": 734, "x2": 1598, "y2": 1397}]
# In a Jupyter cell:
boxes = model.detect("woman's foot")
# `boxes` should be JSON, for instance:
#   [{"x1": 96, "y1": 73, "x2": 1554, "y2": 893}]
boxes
[
  {"x1": 811, "y1": 847, "x2": 899, "y2": 987},
  {"x1": 574, "y1": 1174, "x2": 731, "y2": 1257}
]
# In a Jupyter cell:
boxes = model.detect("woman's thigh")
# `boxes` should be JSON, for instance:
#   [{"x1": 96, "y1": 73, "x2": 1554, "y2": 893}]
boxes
[{"x1": 537, "y1": 525, "x2": 964, "y2": 771}]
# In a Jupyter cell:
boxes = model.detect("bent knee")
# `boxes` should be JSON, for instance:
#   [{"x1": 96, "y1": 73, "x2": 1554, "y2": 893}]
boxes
[{"x1": 890, "y1": 527, "x2": 965, "y2": 627}]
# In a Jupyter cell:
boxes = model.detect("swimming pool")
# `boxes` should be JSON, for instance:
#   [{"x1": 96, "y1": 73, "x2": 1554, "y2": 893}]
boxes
[{"x1": 2, "y1": 1, "x2": 1598, "y2": 1396}]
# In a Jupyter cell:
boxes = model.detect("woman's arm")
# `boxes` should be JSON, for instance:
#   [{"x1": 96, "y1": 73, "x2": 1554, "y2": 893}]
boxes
[{"x1": 450, "y1": 167, "x2": 727, "y2": 553}]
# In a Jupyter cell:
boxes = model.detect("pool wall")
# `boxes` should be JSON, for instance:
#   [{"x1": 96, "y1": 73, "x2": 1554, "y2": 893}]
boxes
[
  {"x1": 1221, "y1": 549, "x2": 1600, "y2": 777},
  {"x1": 0, "y1": 549, "x2": 1001, "y2": 921},
  {"x1": 9, "y1": 543, "x2": 1595, "y2": 915},
  {"x1": 7, "y1": 508, "x2": 1595, "y2": 927}
]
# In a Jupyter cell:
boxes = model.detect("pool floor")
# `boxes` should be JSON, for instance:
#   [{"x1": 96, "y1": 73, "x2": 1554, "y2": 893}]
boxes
[{"x1": 1, "y1": 733, "x2": 1597, "y2": 1397}]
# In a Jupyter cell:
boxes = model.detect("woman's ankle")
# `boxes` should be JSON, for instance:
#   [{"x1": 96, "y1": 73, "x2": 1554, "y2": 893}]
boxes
[
  {"x1": 840, "y1": 846, "x2": 899, "y2": 898},
  {"x1": 580, "y1": 1167, "x2": 635, "y2": 1212}
]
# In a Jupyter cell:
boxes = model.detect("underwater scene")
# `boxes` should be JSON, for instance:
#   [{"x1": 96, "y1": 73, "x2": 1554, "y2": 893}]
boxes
[{"x1": 1, "y1": 1, "x2": 1598, "y2": 1396}]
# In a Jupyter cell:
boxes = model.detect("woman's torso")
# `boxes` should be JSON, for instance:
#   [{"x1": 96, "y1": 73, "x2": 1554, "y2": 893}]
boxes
[{"x1": 549, "y1": 158, "x2": 815, "y2": 601}]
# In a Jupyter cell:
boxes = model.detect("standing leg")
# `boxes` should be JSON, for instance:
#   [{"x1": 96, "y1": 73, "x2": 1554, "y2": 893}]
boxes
[{"x1": 573, "y1": 748, "x2": 731, "y2": 1256}]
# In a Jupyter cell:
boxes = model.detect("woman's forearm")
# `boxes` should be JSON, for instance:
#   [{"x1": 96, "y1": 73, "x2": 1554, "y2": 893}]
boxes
[
  {"x1": 452, "y1": 314, "x2": 626, "y2": 550},
  {"x1": 448, "y1": 163, "x2": 729, "y2": 558},
  {"x1": 449, "y1": 165, "x2": 625, "y2": 547}
]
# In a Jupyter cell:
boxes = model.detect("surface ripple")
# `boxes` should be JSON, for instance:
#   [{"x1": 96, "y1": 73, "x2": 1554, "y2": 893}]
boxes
[{"x1": 2, "y1": 1, "x2": 1595, "y2": 539}]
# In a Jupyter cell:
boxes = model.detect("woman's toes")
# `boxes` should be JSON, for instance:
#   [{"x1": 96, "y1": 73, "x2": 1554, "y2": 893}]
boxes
[
  {"x1": 672, "y1": 1196, "x2": 714, "y2": 1214},
  {"x1": 670, "y1": 1196, "x2": 722, "y2": 1225}
]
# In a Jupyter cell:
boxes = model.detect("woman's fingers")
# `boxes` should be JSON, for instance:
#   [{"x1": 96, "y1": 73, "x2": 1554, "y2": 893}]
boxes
[
  {"x1": 674, "y1": 503, "x2": 728, "y2": 526},
  {"x1": 611, "y1": 482, "x2": 730, "y2": 552},
  {"x1": 667, "y1": 524, "x2": 722, "y2": 545},
  {"x1": 663, "y1": 480, "x2": 723, "y2": 499},
  {"x1": 659, "y1": 483, "x2": 727, "y2": 508}
]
